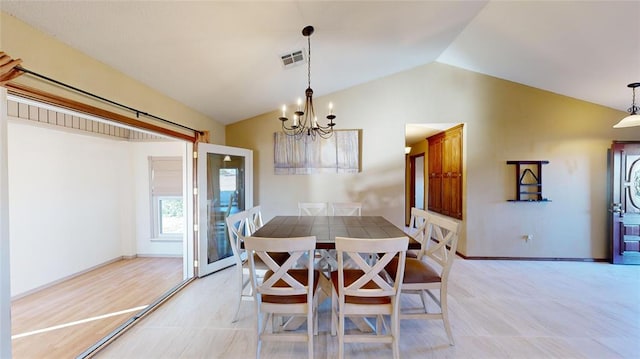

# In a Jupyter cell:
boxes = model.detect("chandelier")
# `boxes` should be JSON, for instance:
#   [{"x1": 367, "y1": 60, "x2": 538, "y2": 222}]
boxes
[
  {"x1": 613, "y1": 82, "x2": 640, "y2": 128},
  {"x1": 279, "y1": 25, "x2": 336, "y2": 139}
]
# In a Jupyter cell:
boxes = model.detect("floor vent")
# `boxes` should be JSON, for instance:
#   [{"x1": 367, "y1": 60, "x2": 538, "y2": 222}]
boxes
[{"x1": 280, "y1": 49, "x2": 305, "y2": 68}]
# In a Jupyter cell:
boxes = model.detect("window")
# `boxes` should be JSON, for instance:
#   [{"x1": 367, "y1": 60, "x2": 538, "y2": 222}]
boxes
[
  {"x1": 219, "y1": 168, "x2": 238, "y2": 206},
  {"x1": 157, "y1": 196, "x2": 184, "y2": 236},
  {"x1": 150, "y1": 157, "x2": 183, "y2": 238}
]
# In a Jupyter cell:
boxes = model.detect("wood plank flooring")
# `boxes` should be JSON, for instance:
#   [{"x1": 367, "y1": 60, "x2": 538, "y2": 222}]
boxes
[
  {"x1": 11, "y1": 257, "x2": 183, "y2": 359},
  {"x1": 97, "y1": 258, "x2": 640, "y2": 358}
]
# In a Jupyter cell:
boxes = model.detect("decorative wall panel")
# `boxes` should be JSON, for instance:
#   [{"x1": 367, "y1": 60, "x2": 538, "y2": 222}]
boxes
[{"x1": 274, "y1": 130, "x2": 360, "y2": 175}]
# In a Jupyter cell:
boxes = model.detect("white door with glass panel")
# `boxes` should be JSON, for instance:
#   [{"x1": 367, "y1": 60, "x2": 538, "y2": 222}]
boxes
[{"x1": 197, "y1": 143, "x2": 253, "y2": 276}]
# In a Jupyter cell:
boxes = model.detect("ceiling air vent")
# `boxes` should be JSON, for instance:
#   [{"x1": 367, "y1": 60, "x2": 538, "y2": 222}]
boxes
[{"x1": 280, "y1": 49, "x2": 305, "y2": 68}]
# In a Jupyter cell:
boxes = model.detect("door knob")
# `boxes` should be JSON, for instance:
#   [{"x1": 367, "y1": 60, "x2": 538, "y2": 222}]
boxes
[{"x1": 610, "y1": 203, "x2": 623, "y2": 214}]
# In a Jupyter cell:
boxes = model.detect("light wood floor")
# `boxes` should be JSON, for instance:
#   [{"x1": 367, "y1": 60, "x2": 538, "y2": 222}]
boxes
[
  {"x1": 97, "y1": 258, "x2": 640, "y2": 359},
  {"x1": 11, "y1": 257, "x2": 183, "y2": 359}
]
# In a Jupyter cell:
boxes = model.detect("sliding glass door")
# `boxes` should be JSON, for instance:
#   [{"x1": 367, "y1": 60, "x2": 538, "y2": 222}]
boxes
[{"x1": 197, "y1": 143, "x2": 253, "y2": 277}]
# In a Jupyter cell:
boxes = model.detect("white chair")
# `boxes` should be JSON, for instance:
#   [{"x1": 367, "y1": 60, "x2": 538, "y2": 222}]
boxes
[
  {"x1": 330, "y1": 236, "x2": 408, "y2": 359},
  {"x1": 298, "y1": 202, "x2": 327, "y2": 216},
  {"x1": 225, "y1": 210, "x2": 254, "y2": 322},
  {"x1": 406, "y1": 207, "x2": 429, "y2": 258},
  {"x1": 331, "y1": 202, "x2": 362, "y2": 216},
  {"x1": 244, "y1": 235, "x2": 320, "y2": 359},
  {"x1": 386, "y1": 213, "x2": 460, "y2": 345},
  {"x1": 246, "y1": 205, "x2": 264, "y2": 234}
]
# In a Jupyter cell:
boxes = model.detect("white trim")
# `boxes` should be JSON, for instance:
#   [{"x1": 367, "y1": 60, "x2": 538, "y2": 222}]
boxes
[{"x1": 0, "y1": 87, "x2": 12, "y2": 357}]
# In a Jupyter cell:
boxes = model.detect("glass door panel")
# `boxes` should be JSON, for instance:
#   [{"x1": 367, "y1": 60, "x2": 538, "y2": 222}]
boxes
[{"x1": 197, "y1": 143, "x2": 252, "y2": 276}]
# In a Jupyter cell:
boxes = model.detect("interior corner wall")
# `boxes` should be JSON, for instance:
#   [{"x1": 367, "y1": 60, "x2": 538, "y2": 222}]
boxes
[
  {"x1": 226, "y1": 62, "x2": 640, "y2": 260},
  {"x1": 0, "y1": 11, "x2": 225, "y2": 145},
  {"x1": 132, "y1": 141, "x2": 184, "y2": 257},
  {"x1": 7, "y1": 120, "x2": 132, "y2": 296}
]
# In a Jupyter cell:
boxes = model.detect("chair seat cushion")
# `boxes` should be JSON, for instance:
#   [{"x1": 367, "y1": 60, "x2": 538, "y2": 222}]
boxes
[
  {"x1": 406, "y1": 249, "x2": 420, "y2": 259},
  {"x1": 386, "y1": 257, "x2": 441, "y2": 284},
  {"x1": 330, "y1": 270, "x2": 391, "y2": 305},
  {"x1": 261, "y1": 269, "x2": 320, "y2": 304}
]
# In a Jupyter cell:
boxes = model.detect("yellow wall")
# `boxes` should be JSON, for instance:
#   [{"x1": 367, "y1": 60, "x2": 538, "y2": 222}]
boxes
[
  {"x1": 0, "y1": 12, "x2": 225, "y2": 143},
  {"x1": 227, "y1": 62, "x2": 639, "y2": 259}
]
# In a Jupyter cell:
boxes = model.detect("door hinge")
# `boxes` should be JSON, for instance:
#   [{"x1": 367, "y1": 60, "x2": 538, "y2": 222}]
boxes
[
  {"x1": 193, "y1": 224, "x2": 198, "y2": 232},
  {"x1": 193, "y1": 187, "x2": 198, "y2": 195},
  {"x1": 194, "y1": 260, "x2": 198, "y2": 268},
  {"x1": 193, "y1": 151, "x2": 198, "y2": 159}
]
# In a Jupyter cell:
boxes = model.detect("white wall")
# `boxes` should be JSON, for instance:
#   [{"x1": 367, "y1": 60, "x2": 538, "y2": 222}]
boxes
[
  {"x1": 7, "y1": 117, "x2": 184, "y2": 296},
  {"x1": 131, "y1": 141, "x2": 184, "y2": 257},
  {"x1": 8, "y1": 120, "x2": 132, "y2": 296}
]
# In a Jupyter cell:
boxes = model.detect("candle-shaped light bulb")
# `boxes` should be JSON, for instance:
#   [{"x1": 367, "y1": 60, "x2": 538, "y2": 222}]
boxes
[
  {"x1": 281, "y1": 105, "x2": 286, "y2": 118},
  {"x1": 297, "y1": 98, "x2": 302, "y2": 111},
  {"x1": 314, "y1": 116, "x2": 318, "y2": 128},
  {"x1": 329, "y1": 102, "x2": 334, "y2": 115},
  {"x1": 293, "y1": 114, "x2": 298, "y2": 127}
]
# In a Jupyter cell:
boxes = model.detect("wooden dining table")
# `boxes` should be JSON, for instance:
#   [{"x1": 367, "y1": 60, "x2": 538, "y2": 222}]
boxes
[{"x1": 251, "y1": 215, "x2": 420, "y2": 249}]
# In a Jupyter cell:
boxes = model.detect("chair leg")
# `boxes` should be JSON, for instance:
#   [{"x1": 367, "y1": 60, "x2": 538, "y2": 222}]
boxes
[
  {"x1": 338, "y1": 308, "x2": 345, "y2": 359},
  {"x1": 307, "y1": 310, "x2": 314, "y2": 359},
  {"x1": 232, "y1": 267, "x2": 244, "y2": 322},
  {"x1": 392, "y1": 306, "x2": 400, "y2": 359},
  {"x1": 331, "y1": 290, "x2": 337, "y2": 336},
  {"x1": 314, "y1": 300, "x2": 319, "y2": 335},
  {"x1": 441, "y1": 290, "x2": 454, "y2": 345},
  {"x1": 375, "y1": 315, "x2": 383, "y2": 335},
  {"x1": 419, "y1": 289, "x2": 429, "y2": 314},
  {"x1": 255, "y1": 311, "x2": 263, "y2": 359}
]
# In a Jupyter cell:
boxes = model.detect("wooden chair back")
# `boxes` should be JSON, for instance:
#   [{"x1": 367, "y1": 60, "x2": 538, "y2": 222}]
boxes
[
  {"x1": 246, "y1": 205, "x2": 264, "y2": 234},
  {"x1": 331, "y1": 202, "x2": 362, "y2": 216},
  {"x1": 298, "y1": 202, "x2": 328, "y2": 216}
]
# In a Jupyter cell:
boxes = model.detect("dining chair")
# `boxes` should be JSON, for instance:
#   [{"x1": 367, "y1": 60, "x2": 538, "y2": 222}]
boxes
[
  {"x1": 331, "y1": 202, "x2": 362, "y2": 216},
  {"x1": 225, "y1": 210, "x2": 255, "y2": 322},
  {"x1": 405, "y1": 207, "x2": 429, "y2": 258},
  {"x1": 330, "y1": 236, "x2": 408, "y2": 359},
  {"x1": 244, "y1": 235, "x2": 320, "y2": 359},
  {"x1": 298, "y1": 202, "x2": 328, "y2": 216},
  {"x1": 246, "y1": 205, "x2": 264, "y2": 234},
  {"x1": 385, "y1": 213, "x2": 460, "y2": 345}
]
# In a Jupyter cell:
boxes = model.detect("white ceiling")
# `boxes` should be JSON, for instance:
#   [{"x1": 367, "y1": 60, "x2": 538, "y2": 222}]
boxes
[{"x1": 2, "y1": 1, "x2": 639, "y2": 143}]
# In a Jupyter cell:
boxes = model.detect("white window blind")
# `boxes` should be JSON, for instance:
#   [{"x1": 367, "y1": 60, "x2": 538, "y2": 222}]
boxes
[{"x1": 150, "y1": 157, "x2": 182, "y2": 196}]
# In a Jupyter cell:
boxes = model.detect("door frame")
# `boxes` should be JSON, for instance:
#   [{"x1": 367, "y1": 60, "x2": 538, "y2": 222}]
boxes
[
  {"x1": 409, "y1": 152, "x2": 426, "y2": 211},
  {"x1": 609, "y1": 140, "x2": 640, "y2": 264},
  {"x1": 196, "y1": 143, "x2": 253, "y2": 277}
]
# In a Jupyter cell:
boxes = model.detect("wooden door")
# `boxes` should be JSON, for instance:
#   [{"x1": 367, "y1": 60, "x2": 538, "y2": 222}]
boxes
[
  {"x1": 610, "y1": 141, "x2": 640, "y2": 264},
  {"x1": 428, "y1": 136, "x2": 442, "y2": 212}
]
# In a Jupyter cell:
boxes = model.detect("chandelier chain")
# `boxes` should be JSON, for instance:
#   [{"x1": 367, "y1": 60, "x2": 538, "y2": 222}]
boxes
[
  {"x1": 307, "y1": 34, "x2": 311, "y2": 90},
  {"x1": 631, "y1": 85, "x2": 639, "y2": 114}
]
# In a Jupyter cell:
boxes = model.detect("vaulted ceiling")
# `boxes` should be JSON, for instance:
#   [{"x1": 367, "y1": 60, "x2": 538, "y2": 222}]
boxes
[{"x1": 2, "y1": 0, "x2": 639, "y2": 140}]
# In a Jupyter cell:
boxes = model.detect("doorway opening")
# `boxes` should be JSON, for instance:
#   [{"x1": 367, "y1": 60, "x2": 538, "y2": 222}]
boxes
[{"x1": 5, "y1": 95, "x2": 193, "y2": 358}]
